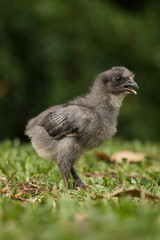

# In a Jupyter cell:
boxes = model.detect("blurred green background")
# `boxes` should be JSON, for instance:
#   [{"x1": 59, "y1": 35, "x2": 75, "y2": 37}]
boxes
[{"x1": 0, "y1": 0, "x2": 160, "y2": 141}]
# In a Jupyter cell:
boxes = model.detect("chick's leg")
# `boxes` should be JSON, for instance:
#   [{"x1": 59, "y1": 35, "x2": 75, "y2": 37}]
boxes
[
  {"x1": 57, "y1": 139, "x2": 81, "y2": 189},
  {"x1": 70, "y1": 166, "x2": 87, "y2": 189},
  {"x1": 58, "y1": 163, "x2": 70, "y2": 189}
]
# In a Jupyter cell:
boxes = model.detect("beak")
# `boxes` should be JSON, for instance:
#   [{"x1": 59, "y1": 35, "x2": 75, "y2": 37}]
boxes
[
  {"x1": 123, "y1": 76, "x2": 139, "y2": 95},
  {"x1": 128, "y1": 76, "x2": 139, "y2": 89}
]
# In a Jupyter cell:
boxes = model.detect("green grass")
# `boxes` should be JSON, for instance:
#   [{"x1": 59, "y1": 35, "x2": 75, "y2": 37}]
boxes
[{"x1": 0, "y1": 138, "x2": 160, "y2": 240}]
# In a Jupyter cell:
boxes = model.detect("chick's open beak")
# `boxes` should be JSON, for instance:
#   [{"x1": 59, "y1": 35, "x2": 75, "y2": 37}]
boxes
[{"x1": 123, "y1": 76, "x2": 139, "y2": 95}]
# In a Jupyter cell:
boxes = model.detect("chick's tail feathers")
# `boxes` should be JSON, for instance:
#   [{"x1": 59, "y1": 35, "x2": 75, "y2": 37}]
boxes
[{"x1": 25, "y1": 117, "x2": 38, "y2": 137}]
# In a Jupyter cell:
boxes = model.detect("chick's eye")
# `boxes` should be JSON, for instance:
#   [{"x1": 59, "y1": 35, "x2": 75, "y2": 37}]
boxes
[{"x1": 116, "y1": 76, "x2": 122, "y2": 82}]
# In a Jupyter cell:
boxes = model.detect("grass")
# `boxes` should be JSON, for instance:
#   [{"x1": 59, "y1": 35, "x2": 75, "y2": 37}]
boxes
[{"x1": 0, "y1": 138, "x2": 160, "y2": 240}]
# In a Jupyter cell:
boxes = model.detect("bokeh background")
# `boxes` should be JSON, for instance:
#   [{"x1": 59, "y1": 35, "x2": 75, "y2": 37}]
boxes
[{"x1": 0, "y1": 0, "x2": 160, "y2": 141}]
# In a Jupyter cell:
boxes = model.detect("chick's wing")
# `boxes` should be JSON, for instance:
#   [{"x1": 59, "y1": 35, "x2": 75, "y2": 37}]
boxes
[{"x1": 40, "y1": 105, "x2": 91, "y2": 140}]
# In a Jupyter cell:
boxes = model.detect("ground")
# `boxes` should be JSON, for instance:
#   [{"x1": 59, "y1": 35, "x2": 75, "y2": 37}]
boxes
[{"x1": 0, "y1": 138, "x2": 160, "y2": 240}]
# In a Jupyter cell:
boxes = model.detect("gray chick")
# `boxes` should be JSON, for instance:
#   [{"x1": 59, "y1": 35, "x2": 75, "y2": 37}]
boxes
[{"x1": 25, "y1": 66, "x2": 138, "y2": 189}]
